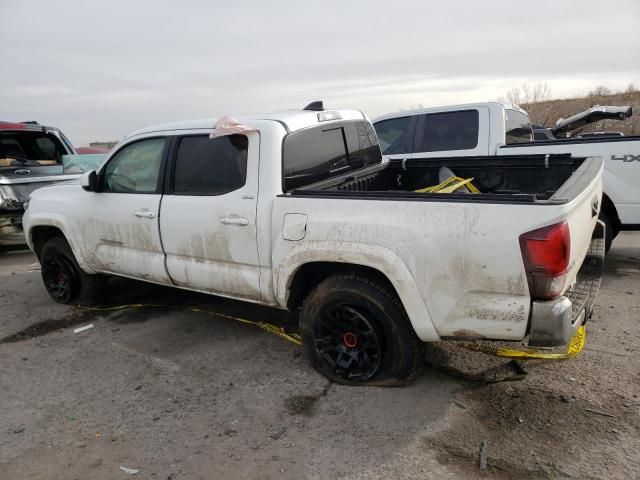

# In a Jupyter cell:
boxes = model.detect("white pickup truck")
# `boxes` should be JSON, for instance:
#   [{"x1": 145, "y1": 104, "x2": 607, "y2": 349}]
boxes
[
  {"x1": 23, "y1": 106, "x2": 604, "y2": 385},
  {"x1": 374, "y1": 102, "x2": 640, "y2": 251}
]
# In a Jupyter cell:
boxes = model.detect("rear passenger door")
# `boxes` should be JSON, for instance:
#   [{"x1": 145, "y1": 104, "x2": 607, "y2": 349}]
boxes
[
  {"x1": 159, "y1": 131, "x2": 262, "y2": 301},
  {"x1": 412, "y1": 108, "x2": 490, "y2": 158}
]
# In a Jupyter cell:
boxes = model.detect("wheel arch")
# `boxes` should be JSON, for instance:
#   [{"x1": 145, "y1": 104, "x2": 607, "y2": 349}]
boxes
[
  {"x1": 30, "y1": 225, "x2": 65, "y2": 258},
  {"x1": 27, "y1": 218, "x2": 94, "y2": 273},
  {"x1": 287, "y1": 262, "x2": 395, "y2": 311},
  {"x1": 601, "y1": 193, "x2": 621, "y2": 237}
]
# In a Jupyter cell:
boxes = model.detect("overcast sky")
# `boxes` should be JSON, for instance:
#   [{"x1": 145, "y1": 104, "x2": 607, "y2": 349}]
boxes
[{"x1": 1, "y1": 0, "x2": 639, "y2": 145}]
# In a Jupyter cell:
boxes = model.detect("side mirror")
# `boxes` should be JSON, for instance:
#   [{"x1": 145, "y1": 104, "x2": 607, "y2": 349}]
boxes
[{"x1": 81, "y1": 170, "x2": 98, "y2": 192}]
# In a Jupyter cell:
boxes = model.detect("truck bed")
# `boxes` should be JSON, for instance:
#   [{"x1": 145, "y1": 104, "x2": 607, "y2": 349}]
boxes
[
  {"x1": 274, "y1": 152, "x2": 602, "y2": 344},
  {"x1": 291, "y1": 154, "x2": 599, "y2": 204}
]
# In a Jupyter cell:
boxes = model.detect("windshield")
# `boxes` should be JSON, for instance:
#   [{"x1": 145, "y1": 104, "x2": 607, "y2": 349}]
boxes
[{"x1": 0, "y1": 131, "x2": 67, "y2": 167}]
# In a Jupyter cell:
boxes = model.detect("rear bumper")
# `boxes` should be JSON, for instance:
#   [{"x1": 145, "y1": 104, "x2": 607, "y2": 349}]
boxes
[{"x1": 528, "y1": 220, "x2": 605, "y2": 347}]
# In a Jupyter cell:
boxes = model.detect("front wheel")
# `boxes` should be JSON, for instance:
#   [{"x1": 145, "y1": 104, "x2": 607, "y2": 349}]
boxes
[
  {"x1": 299, "y1": 274, "x2": 424, "y2": 386},
  {"x1": 40, "y1": 236, "x2": 106, "y2": 305}
]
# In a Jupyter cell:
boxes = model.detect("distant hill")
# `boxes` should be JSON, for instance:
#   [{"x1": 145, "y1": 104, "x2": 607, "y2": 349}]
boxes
[{"x1": 524, "y1": 90, "x2": 639, "y2": 137}]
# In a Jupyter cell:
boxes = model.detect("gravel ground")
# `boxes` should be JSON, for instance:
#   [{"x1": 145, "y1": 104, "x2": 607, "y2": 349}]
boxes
[{"x1": 0, "y1": 233, "x2": 638, "y2": 479}]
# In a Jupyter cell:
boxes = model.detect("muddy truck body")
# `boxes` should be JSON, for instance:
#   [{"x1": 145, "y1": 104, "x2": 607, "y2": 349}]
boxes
[{"x1": 23, "y1": 106, "x2": 604, "y2": 385}]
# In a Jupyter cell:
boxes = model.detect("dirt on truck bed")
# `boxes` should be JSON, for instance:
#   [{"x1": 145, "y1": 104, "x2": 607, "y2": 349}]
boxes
[{"x1": 0, "y1": 233, "x2": 639, "y2": 480}]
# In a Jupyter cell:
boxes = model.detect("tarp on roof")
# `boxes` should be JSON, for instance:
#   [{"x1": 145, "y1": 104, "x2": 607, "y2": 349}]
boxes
[{"x1": 210, "y1": 116, "x2": 254, "y2": 139}]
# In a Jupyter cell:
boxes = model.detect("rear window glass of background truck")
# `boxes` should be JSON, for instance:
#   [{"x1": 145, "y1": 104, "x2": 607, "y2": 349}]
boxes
[
  {"x1": 417, "y1": 110, "x2": 479, "y2": 152},
  {"x1": 173, "y1": 134, "x2": 248, "y2": 195},
  {"x1": 0, "y1": 132, "x2": 63, "y2": 162},
  {"x1": 283, "y1": 120, "x2": 382, "y2": 191},
  {"x1": 505, "y1": 109, "x2": 533, "y2": 144},
  {"x1": 374, "y1": 116, "x2": 412, "y2": 155}
]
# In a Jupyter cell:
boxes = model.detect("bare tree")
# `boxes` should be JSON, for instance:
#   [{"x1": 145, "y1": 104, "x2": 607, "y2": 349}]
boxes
[
  {"x1": 498, "y1": 83, "x2": 551, "y2": 107},
  {"x1": 588, "y1": 85, "x2": 612, "y2": 97},
  {"x1": 497, "y1": 83, "x2": 553, "y2": 126},
  {"x1": 624, "y1": 82, "x2": 638, "y2": 93}
]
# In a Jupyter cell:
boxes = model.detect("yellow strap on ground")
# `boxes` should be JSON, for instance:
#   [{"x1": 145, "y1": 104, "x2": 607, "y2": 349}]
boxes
[
  {"x1": 414, "y1": 176, "x2": 480, "y2": 194},
  {"x1": 77, "y1": 304, "x2": 303, "y2": 346},
  {"x1": 457, "y1": 325, "x2": 586, "y2": 359},
  {"x1": 78, "y1": 304, "x2": 586, "y2": 359}
]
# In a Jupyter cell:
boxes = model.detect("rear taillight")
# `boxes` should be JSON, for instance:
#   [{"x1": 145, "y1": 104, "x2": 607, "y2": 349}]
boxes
[{"x1": 519, "y1": 221, "x2": 571, "y2": 300}]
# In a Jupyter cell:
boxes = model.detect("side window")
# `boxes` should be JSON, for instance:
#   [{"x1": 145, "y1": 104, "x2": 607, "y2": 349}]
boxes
[
  {"x1": 505, "y1": 110, "x2": 533, "y2": 144},
  {"x1": 374, "y1": 116, "x2": 412, "y2": 155},
  {"x1": 173, "y1": 134, "x2": 248, "y2": 195},
  {"x1": 103, "y1": 138, "x2": 166, "y2": 193},
  {"x1": 343, "y1": 121, "x2": 382, "y2": 170},
  {"x1": 417, "y1": 110, "x2": 479, "y2": 152}
]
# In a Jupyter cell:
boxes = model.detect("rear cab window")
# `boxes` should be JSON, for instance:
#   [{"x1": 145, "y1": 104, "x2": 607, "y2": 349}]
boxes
[
  {"x1": 283, "y1": 120, "x2": 381, "y2": 191},
  {"x1": 0, "y1": 131, "x2": 67, "y2": 166},
  {"x1": 505, "y1": 109, "x2": 533, "y2": 144}
]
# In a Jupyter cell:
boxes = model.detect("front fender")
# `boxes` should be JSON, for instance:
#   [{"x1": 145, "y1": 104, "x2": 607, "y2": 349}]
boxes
[
  {"x1": 23, "y1": 210, "x2": 96, "y2": 274},
  {"x1": 274, "y1": 241, "x2": 440, "y2": 342}
]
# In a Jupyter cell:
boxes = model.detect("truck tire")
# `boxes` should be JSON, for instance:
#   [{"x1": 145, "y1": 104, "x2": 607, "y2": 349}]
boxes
[
  {"x1": 299, "y1": 274, "x2": 424, "y2": 386},
  {"x1": 598, "y1": 211, "x2": 614, "y2": 253},
  {"x1": 39, "y1": 236, "x2": 106, "y2": 305}
]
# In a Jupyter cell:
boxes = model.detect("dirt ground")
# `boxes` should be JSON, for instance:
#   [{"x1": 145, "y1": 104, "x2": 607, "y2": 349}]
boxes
[{"x1": 0, "y1": 233, "x2": 638, "y2": 480}]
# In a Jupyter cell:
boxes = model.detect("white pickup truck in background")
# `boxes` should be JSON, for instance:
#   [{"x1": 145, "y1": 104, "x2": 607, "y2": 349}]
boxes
[
  {"x1": 23, "y1": 106, "x2": 604, "y2": 386},
  {"x1": 374, "y1": 102, "x2": 640, "y2": 251}
]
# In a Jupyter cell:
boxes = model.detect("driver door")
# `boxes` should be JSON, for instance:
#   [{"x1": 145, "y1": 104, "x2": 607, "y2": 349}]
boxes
[{"x1": 79, "y1": 136, "x2": 171, "y2": 284}]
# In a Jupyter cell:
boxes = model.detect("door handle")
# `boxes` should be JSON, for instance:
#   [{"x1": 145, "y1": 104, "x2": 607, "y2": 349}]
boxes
[
  {"x1": 219, "y1": 215, "x2": 249, "y2": 226},
  {"x1": 134, "y1": 209, "x2": 156, "y2": 219}
]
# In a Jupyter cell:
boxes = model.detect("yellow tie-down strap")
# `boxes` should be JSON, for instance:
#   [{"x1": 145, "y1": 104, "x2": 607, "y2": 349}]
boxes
[
  {"x1": 457, "y1": 325, "x2": 586, "y2": 360},
  {"x1": 78, "y1": 303, "x2": 303, "y2": 346},
  {"x1": 78, "y1": 304, "x2": 585, "y2": 360},
  {"x1": 415, "y1": 176, "x2": 481, "y2": 194}
]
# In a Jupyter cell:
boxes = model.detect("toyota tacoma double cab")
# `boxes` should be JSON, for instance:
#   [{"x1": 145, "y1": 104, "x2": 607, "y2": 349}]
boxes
[
  {"x1": 374, "y1": 102, "x2": 639, "y2": 251},
  {"x1": 23, "y1": 105, "x2": 604, "y2": 385}
]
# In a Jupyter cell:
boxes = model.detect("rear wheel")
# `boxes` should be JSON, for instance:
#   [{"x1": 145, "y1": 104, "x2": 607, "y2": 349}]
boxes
[
  {"x1": 299, "y1": 274, "x2": 424, "y2": 386},
  {"x1": 40, "y1": 236, "x2": 106, "y2": 305}
]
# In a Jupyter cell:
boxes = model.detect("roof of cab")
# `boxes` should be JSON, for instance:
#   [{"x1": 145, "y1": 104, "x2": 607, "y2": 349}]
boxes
[
  {"x1": 0, "y1": 121, "x2": 59, "y2": 132},
  {"x1": 126, "y1": 109, "x2": 367, "y2": 139},
  {"x1": 373, "y1": 102, "x2": 527, "y2": 123}
]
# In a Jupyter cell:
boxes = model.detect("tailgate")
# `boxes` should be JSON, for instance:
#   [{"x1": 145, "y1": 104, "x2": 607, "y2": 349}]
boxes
[
  {"x1": 550, "y1": 156, "x2": 603, "y2": 291},
  {"x1": 0, "y1": 165, "x2": 80, "y2": 205}
]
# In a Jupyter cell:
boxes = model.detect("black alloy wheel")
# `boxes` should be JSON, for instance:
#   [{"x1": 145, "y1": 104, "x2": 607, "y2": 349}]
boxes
[
  {"x1": 313, "y1": 304, "x2": 383, "y2": 382},
  {"x1": 299, "y1": 274, "x2": 424, "y2": 386},
  {"x1": 41, "y1": 255, "x2": 77, "y2": 303},
  {"x1": 39, "y1": 235, "x2": 107, "y2": 305}
]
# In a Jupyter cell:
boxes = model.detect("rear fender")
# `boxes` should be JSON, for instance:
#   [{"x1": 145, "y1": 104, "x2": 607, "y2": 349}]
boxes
[{"x1": 275, "y1": 241, "x2": 440, "y2": 341}]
